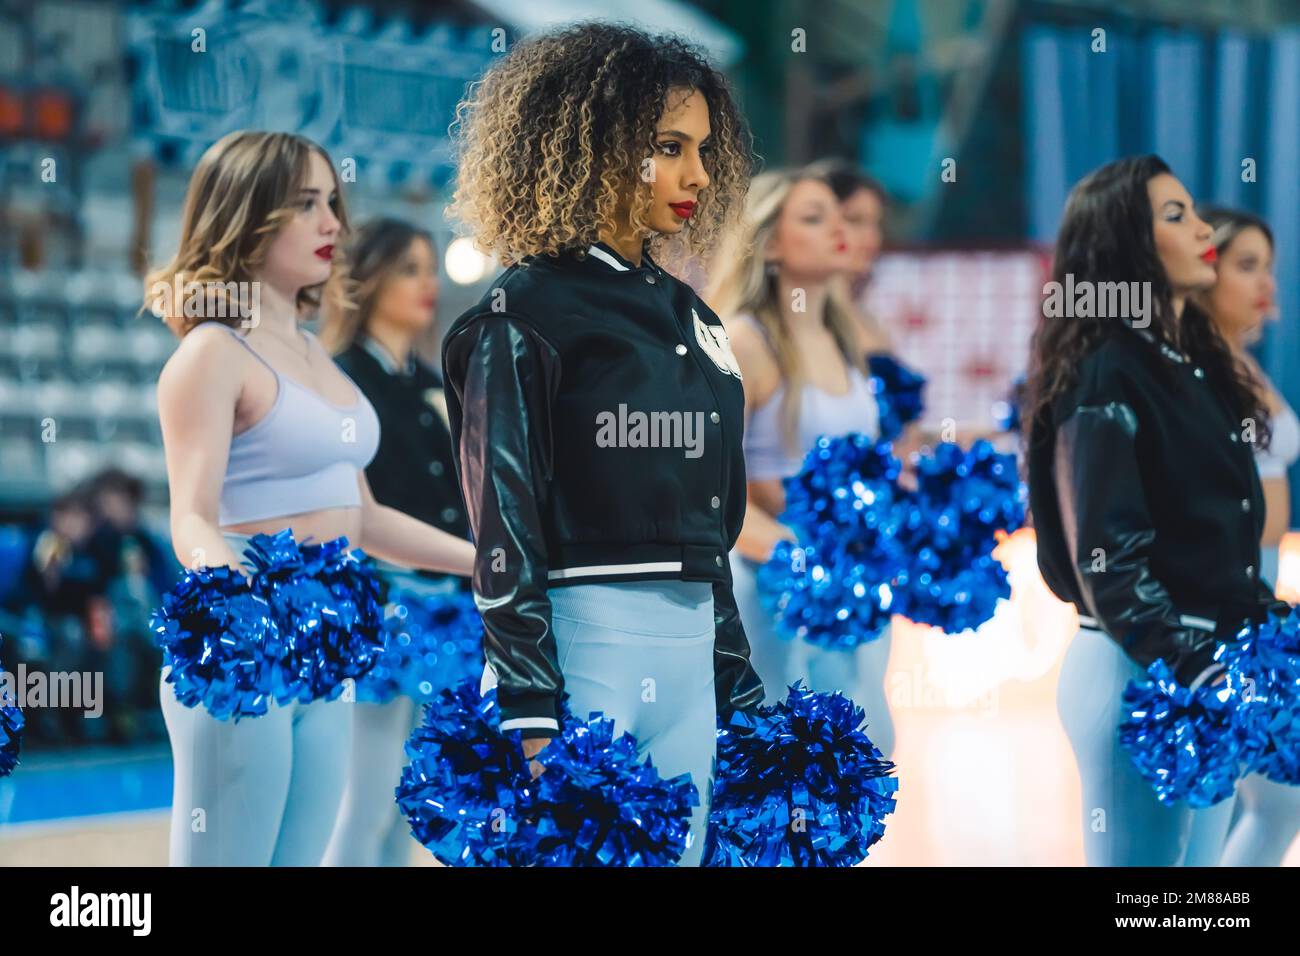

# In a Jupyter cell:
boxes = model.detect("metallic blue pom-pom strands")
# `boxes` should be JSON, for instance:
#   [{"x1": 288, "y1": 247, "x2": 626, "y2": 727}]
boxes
[
  {"x1": 150, "y1": 529, "x2": 385, "y2": 720},
  {"x1": 1224, "y1": 610, "x2": 1300, "y2": 784},
  {"x1": 1120, "y1": 606, "x2": 1300, "y2": 804},
  {"x1": 759, "y1": 435, "x2": 907, "y2": 648},
  {"x1": 703, "y1": 683, "x2": 898, "y2": 867},
  {"x1": 397, "y1": 678, "x2": 698, "y2": 866},
  {"x1": 398, "y1": 680, "x2": 901, "y2": 867},
  {"x1": 241, "y1": 532, "x2": 386, "y2": 704},
  {"x1": 150, "y1": 568, "x2": 283, "y2": 719},
  {"x1": 0, "y1": 637, "x2": 24, "y2": 777},
  {"x1": 1120, "y1": 659, "x2": 1242, "y2": 807},
  {"x1": 893, "y1": 440, "x2": 1025, "y2": 634},
  {"x1": 759, "y1": 434, "x2": 1025, "y2": 645},
  {"x1": 357, "y1": 587, "x2": 483, "y2": 704},
  {"x1": 396, "y1": 680, "x2": 530, "y2": 865},
  {"x1": 0, "y1": 702, "x2": 21, "y2": 777},
  {"x1": 867, "y1": 353, "x2": 926, "y2": 443},
  {"x1": 530, "y1": 713, "x2": 699, "y2": 866}
]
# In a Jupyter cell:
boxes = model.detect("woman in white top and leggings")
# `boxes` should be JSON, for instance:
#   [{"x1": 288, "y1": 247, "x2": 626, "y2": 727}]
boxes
[
  {"x1": 707, "y1": 168, "x2": 895, "y2": 758},
  {"x1": 150, "y1": 131, "x2": 473, "y2": 866},
  {"x1": 1181, "y1": 207, "x2": 1300, "y2": 866}
]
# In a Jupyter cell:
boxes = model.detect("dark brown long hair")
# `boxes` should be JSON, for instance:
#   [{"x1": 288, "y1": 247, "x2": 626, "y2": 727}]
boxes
[
  {"x1": 320, "y1": 218, "x2": 435, "y2": 354},
  {"x1": 1025, "y1": 154, "x2": 1268, "y2": 445}
]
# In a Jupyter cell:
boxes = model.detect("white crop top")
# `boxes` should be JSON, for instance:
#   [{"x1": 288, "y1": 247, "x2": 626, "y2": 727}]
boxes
[
  {"x1": 1257, "y1": 395, "x2": 1300, "y2": 479},
  {"x1": 734, "y1": 313, "x2": 880, "y2": 481}
]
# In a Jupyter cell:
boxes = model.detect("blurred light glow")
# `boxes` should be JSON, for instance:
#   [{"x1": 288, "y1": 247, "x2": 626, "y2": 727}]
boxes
[
  {"x1": 1277, "y1": 531, "x2": 1300, "y2": 603},
  {"x1": 917, "y1": 528, "x2": 1078, "y2": 696},
  {"x1": 444, "y1": 238, "x2": 493, "y2": 285}
]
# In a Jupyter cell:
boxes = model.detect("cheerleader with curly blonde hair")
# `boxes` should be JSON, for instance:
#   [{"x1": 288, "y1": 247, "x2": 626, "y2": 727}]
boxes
[{"x1": 438, "y1": 21, "x2": 762, "y2": 866}]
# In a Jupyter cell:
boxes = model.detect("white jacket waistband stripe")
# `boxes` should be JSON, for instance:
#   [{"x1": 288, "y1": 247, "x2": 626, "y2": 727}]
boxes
[
  {"x1": 1076, "y1": 613, "x2": 1217, "y2": 633},
  {"x1": 499, "y1": 716, "x2": 560, "y2": 731},
  {"x1": 548, "y1": 561, "x2": 684, "y2": 580}
]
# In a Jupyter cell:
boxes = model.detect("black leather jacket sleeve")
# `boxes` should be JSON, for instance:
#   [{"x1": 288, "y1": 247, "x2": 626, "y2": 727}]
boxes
[
  {"x1": 713, "y1": 553, "x2": 766, "y2": 717},
  {"x1": 443, "y1": 314, "x2": 564, "y2": 738},
  {"x1": 1056, "y1": 401, "x2": 1223, "y2": 688}
]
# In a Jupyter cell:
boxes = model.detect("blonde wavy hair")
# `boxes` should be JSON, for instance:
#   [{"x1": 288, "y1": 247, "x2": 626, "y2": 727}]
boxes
[
  {"x1": 446, "y1": 22, "x2": 753, "y2": 270},
  {"x1": 144, "y1": 130, "x2": 351, "y2": 337},
  {"x1": 706, "y1": 168, "x2": 870, "y2": 459}
]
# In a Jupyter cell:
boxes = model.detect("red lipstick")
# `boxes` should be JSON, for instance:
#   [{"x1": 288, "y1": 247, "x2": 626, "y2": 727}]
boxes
[
  {"x1": 315, "y1": 244, "x2": 335, "y2": 261},
  {"x1": 669, "y1": 201, "x2": 695, "y2": 219},
  {"x1": 1200, "y1": 246, "x2": 1217, "y2": 264}
]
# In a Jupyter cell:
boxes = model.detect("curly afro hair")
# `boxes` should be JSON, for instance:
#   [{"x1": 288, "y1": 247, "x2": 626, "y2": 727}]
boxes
[{"x1": 446, "y1": 21, "x2": 755, "y2": 268}]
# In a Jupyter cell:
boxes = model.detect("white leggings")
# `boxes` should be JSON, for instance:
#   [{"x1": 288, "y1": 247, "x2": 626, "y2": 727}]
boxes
[
  {"x1": 323, "y1": 568, "x2": 463, "y2": 866},
  {"x1": 1180, "y1": 545, "x2": 1300, "y2": 866},
  {"x1": 1057, "y1": 626, "x2": 1194, "y2": 866},
  {"x1": 729, "y1": 551, "x2": 896, "y2": 758},
  {"x1": 159, "y1": 532, "x2": 353, "y2": 866},
  {"x1": 322, "y1": 697, "x2": 420, "y2": 866},
  {"x1": 481, "y1": 578, "x2": 718, "y2": 867},
  {"x1": 160, "y1": 667, "x2": 352, "y2": 865}
]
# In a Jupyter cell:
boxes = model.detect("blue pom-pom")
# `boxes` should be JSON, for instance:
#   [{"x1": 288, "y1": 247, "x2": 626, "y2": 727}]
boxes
[
  {"x1": 703, "y1": 682, "x2": 898, "y2": 866},
  {"x1": 529, "y1": 712, "x2": 699, "y2": 866},
  {"x1": 1, "y1": 637, "x2": 25, "y2": 777},
  {"x1": 152, "y1": 530, "x2": 385, "y2": 718},
  {"x1": 0, "y1": 702, "x2": 21, "y2": 777},
  {"x1": 867, "y1": 353, "x2": 926, "y2": 443},
  {"x1": 0, "y1": 642, "x2": 21, "y2": 778},
  {"x1": 1119, "y1": 658, "x2": 1244, "y2": 807},
  {"x1": 397, "y1": 677, "x2": 697, "y2": 866},
  {"x1": 758, "y1": 539, "x2": 899, "y2": 649},
  {"x1": 780, "y1": 433, "x2": 905, "y2": 543},
  {"x1": 1222, "y1": 608, "x2": 1300, "y2": 785},
  {"x1": 357, "y1": 586, "x2": 483, "y2": 704},
  {"x1": 396, "y1": 679, "x2": 529, "y2": 866},
  {"x1": 758, "y1": 434, "x2": 908, "y2": 648},
  {"x1": 151, "y1": 566, "x2": 287, "y2": 720},
  {"x1": 893, "y1": 440, "x2": 1025, "y2": 634},
  {"x1": 240, "y1": 532, "x2": 385, "y2": 703}
]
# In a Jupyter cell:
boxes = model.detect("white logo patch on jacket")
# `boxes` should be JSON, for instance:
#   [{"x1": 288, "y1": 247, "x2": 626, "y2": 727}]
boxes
[{"x1": 693, "y1": 309, "x2": 742, "y2": 379}]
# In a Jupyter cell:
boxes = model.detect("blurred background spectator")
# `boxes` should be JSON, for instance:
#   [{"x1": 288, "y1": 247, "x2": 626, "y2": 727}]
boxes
[{"x1": 0, "y1": 467, "x2": 174, "y2": 747}]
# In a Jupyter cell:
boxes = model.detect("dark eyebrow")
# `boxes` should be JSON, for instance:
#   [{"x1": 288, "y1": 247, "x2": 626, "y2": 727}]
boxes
[{"x1": 656, "y1": 129, "x2": 699, "y2": 142}]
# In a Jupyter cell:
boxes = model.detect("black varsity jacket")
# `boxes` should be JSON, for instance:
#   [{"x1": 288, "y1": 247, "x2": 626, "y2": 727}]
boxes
[
  {"x1": 1028, "y1": 323, "x2": 1283, "y2": 689},
  {"x1": 335, "y1": 337, "x2": 470, "y2": 542},
  {"x1": 440, "y1": 239, "x2": 764, "y2": 736}
]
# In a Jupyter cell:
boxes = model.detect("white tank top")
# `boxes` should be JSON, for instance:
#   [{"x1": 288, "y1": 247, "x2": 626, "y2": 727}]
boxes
[
  {"x1": 733, "y1": 313, "x2": 880, "y2": 481},
  {"x1": 1257, "y1": 394, "x2": 1300, "y2": 479}
]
